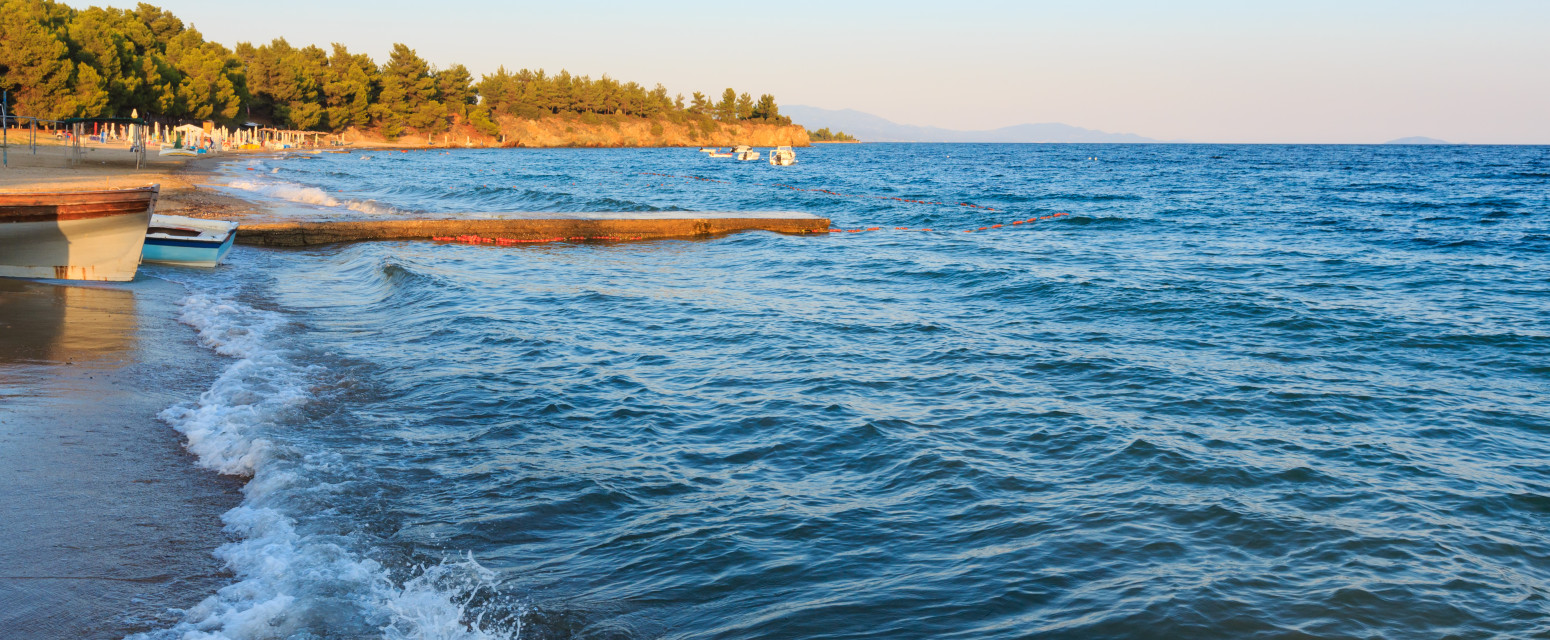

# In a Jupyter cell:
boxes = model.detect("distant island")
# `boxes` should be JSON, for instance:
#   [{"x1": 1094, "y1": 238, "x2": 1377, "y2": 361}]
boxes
[
  {"x1": 808, "y1": 128, "x2": 859, "y2": 142},
  {"x1": 784, "y1": 105, "x2": 1156, "y2": 143},
  {"x1": 1384, "y1": 136, "x2": 1452, "y2": 145},
  {"x1": 0, "y1": 1, "x2": 807, "y2": 148}
]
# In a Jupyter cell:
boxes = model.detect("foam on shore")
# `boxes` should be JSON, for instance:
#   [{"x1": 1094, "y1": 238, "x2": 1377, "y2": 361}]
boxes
[{"x1": 134, "y1": 292, "x2": 518, "y2": 640}]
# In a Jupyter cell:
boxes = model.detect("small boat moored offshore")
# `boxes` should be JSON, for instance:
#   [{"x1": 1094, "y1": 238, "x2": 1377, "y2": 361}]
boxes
[
  {"x1": 768, "y1": 146, "x2": 797, "y2": 166},
  {"x1": 142, "y1": 214, "x2": 239, "y2": 267},
  {"x1": 734, "y1": 145, "x2": 760, "y2": 161},
  {"x1": 0, "y1": 185, "x2": 158, "y2": 281},
  {"x1": 706, "y1": 148, "x2": 733, "y2": 158}
]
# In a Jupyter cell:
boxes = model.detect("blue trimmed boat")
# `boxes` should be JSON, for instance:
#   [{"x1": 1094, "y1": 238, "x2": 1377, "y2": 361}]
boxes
[{"x1": 142, "y1": 214, "x2": 238, "y2": 267}]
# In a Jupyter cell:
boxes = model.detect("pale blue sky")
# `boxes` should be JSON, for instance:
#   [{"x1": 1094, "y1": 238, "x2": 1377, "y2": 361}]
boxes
[{"x1": 104, "y1": 0, "x2": 1550, "y2": 143}]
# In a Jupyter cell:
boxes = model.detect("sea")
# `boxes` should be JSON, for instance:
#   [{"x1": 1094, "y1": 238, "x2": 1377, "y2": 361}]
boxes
[{"x1": 134, "y1": 143, "x2": 1550, "y2": 639}]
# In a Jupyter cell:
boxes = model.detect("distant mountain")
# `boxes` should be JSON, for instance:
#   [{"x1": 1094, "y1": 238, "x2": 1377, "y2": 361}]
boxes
[
  {"x1": 784, "y1": 105, "x2": 1156, "y2": 143},
  {"x1": 1385, "y1": 136, "x2": 1452, "y2": 145}
]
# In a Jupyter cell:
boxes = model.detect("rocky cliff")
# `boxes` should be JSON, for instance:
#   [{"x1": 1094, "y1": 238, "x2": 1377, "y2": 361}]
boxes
[{"x1": 342, "y1": 114, "x2": 810, "y2": 149}]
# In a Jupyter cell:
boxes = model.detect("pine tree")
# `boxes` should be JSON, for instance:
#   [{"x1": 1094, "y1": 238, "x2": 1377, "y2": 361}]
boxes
[
  {"x1": 475, "y1": 66, "x2": 517, "y2": 115},
  {"x1": 0, "y1": 2, "x2": 802, "y2": 136},
  {"x1": 751, "y1": 93, "x2": 779, "y2": 121},
  {"x1": 0, "y1": 0, "x2": 79, "y2": 118},
  {"x1": 323, "y1": 44, "x2": 377, "y2": 131},
  {"x1": 735, "y1": 92, "x2": 753, "y2": 120},
  {"x1": 436, "y1": 63, "x2": 475, "y2": 121},
  {"x1": 715, "y1": 87, "x2": 736, "y2": 122},
  {"x1": 377, "y1": 43, "x2": 442, "y2": 136},
  {"x1": 164, "y1": 28, "x2": 243, "y2": 121}
]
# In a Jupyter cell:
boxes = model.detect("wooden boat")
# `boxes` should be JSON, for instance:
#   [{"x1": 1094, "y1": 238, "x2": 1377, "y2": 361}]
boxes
[
  {"x1": 142, "y1": 214, "x2": 238, "y2": 267},
  {"x1": 0, "y1": 185, "x2": 158, "y2": 281},
  {"x1": 769, "y1": 146, "x2": 797, "y2": 166},
  {"x1": 733, "y1": 145, "x2": 760, "y2": 161}
]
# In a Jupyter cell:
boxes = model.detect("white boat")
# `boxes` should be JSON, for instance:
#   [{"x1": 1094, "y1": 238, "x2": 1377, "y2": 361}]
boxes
[
  {"x1": 733, "y1": 145, "x2": 760, "y2": 161},
  {"x1": 769, "y1": 146, "x2": 797, "y2": 166},
  {"x1": 0, "y1": 185, "x2": 158, "y2": 281},
  {"x1": 142, "y1": 214, "x2": 238, "y2": 267},
  {"x1": 707, "y1": 149, "x2": 733, "y2": 158},
  {"x1": 698, "y1": 147, "x2": 718, "y2": 153}
]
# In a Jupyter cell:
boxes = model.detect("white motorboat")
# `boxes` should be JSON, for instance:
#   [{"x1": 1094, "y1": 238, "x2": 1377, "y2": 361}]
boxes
[
  {"x1": 0, "y1": 185, "x2": 158, "y2": 281},
  {"x1": 142, "y1": 214, "x2": 238, "y2": 267},
  {"x1": 769, "y1": 146, "x2": 797, "y2": 166},
  {"x1": 733, "y1": 145, "x2": 760, "y2": 161}
]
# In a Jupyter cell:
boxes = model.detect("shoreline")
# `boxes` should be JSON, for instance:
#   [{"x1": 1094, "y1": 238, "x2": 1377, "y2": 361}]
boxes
[
  {"x1": 0, "y1": 145, "x2": 252, "y2": 637},
  {"x1": 0, "y1": 276, "x2": 244, "y2": 638}
]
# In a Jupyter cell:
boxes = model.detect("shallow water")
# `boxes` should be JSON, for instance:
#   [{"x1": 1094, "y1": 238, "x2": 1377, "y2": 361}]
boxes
[{"x1": 148, "y1": 144, "x2": 1550, "y2": 639}]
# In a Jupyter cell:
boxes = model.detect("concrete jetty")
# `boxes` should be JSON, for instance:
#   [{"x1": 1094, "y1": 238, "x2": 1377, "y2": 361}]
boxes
[{"x1": 235, "y1": 211, "x2": 830, "y2": 247}]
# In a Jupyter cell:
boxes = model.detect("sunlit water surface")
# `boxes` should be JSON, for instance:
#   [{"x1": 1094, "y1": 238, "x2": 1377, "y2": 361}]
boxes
[{"x1": 143, "y1": 144, "x2": 1550, "y2": 639}]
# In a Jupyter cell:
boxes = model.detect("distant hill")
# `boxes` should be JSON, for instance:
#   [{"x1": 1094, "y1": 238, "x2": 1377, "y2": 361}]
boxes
[
  {"x1": 1385, "y1": 136, "x2": 1452, "y2": 145},
  {"x1": 784, "y1": 105, "x2": 1156, "y2": 143}
]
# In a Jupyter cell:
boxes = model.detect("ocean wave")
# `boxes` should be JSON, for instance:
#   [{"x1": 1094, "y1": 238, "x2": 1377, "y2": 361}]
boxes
[
  {"x1": 225, "y1": 179, "x2": 402, "y2": 216},
  {"x1": 134, "y1": 293, "x2": 517, "y2": 640}
]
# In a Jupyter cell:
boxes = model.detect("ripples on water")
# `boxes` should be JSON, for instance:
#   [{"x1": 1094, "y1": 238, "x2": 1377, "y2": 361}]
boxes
[{"x1": 154, "y1": 144, "x2": 1549, "y2": 639}]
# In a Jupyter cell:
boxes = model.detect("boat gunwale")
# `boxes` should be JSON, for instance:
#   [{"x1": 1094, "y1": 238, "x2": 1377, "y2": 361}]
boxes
[
  {"x1": 0, "y1": 186, "x2": 159, "y2": 224},
  {"x1": 0, "y1": 185, "x2": 160, "y2": 201}
]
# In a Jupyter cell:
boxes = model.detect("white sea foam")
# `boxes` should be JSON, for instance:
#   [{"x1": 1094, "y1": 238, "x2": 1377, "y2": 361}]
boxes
[
  {"x1": 346, "y1": 198, "x2": 400, "y2": 216},
  {"x1": 224, "y1": 178, "x2": 401, "y2": 216},
  {"x1": 135, "y1": 293, "x2": 517, "y2": 640},
  {"x1": 227, "y1": 179, "x2": 341, "y2": 207}
]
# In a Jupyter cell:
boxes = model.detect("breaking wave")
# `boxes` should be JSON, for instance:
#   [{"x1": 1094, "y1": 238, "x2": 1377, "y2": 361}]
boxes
[
  {"x1": 224, "y1": 179, "x2": 402, "y2": 216},
  {"x1": 133, "y1": 293, "x2": 519, "y2": 640}
]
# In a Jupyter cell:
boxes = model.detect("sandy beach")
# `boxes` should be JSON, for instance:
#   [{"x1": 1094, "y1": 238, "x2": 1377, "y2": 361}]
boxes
[
  {"x1": 0, "y1": 142, "x2": 271, "y2": 223},
  {"x1": 0, "y1": 145, "x2": 251, "y2": 637}
]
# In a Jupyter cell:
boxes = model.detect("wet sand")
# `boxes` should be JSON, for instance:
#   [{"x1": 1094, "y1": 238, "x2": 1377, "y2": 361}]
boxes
[{"x1": 0, "y1": 277, "x2": 243, "y2": 638}]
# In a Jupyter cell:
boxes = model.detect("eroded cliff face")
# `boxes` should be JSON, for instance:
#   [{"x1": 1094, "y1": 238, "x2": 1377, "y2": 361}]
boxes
[{"x1": 343, "y1": 115, "x2": 810, "y2": 148}]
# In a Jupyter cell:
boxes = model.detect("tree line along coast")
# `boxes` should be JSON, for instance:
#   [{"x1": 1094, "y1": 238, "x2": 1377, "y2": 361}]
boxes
[
  {"x1": 0, "y1": 0, "x2": 837, "y2": 147},
  {"x1": 808, "y1": 128, "x2": 858, "y2": 142}
]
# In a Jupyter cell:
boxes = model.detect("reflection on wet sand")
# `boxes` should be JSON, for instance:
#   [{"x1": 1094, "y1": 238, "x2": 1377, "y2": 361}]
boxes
[
  {"x1": 0, "y1": 275, "x2": 243, "y2": 638},
  {"x1": 0, "y1": 278, "x2": 137, "y2": 366}
]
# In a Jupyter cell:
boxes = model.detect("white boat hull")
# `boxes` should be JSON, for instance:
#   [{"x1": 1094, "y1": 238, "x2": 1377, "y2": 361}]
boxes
[{"x1": 0, "y1": 186, "x2": 158, "y2": 282}]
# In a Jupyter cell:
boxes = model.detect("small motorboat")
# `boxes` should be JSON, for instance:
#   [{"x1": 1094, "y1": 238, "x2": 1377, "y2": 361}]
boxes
[
  {"x1": 698, "y1": 147, "x2": 718, "y2": 153},
  {"x1": 707, "y1": 149, "x2": 734, "y2": 158},
  {"x1": 769, "y1": 146, "x2": 797, "y2": 166},
  {"x1": 142, "y1": 214, "x2": 238, "y2": 267},
  {"x1": 733, "y1": 145, "x2": 760, "y2": 161},
  {"x1": 0, "y1": 185, "x2": 158, "y2": 281}
]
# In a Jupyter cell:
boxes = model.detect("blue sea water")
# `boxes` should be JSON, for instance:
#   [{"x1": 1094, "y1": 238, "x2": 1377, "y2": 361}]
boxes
[{"x1": 144, "y1": 144, "x2": 1550, "y2": 639}]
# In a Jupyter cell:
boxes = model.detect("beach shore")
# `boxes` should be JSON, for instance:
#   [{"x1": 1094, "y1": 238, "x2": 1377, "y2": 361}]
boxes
[
  {"x1": 0, "y1": 146, "x2": 251, "y2": 637},
  {"x1": 0, "y1": 277, "x2": 244, "y2": 638},
  {"x1": 0, "y1": 142, "x2": 271, "y2": 223}
]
